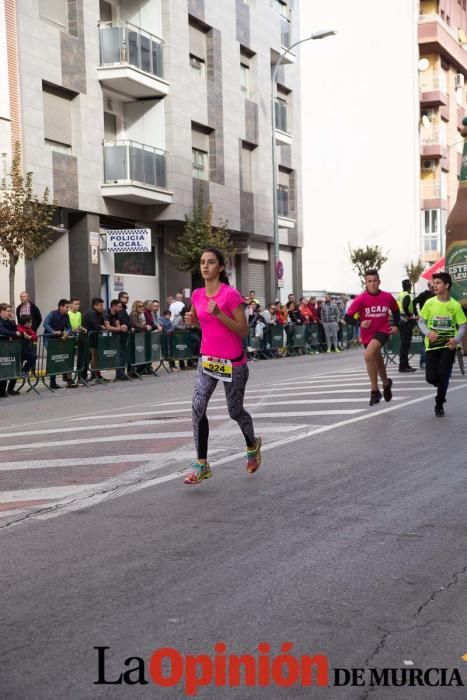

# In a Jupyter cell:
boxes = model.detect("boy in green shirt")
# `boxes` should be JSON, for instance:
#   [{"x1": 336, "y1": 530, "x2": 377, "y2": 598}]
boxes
[
  {"x1": 418, "y1": 272, "x2": 467, "y2": 416},
  {"x1": 68, "y1": 298, "x2": 83, "y2": 332}
]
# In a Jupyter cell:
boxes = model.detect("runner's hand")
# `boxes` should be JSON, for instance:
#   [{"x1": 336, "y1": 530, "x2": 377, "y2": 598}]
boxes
[
  {"x1": 360, "y1": 320, "x2": 372, "y2": 328},
  {"x1": 207, "y1": 300, "x2": 220, "y2": 316},
  {"x1": 389, "y1": 326, "x2": 398, "y2": 335},
  {"x1": 427, "y1": 331, "x2": 438, "y2": 343},
  {"x1": 446, "y1": 338, "x2": 458, "y2": 350},
  {"x1": 184, "y1": 311, "x2": 194, "y2": 326}
]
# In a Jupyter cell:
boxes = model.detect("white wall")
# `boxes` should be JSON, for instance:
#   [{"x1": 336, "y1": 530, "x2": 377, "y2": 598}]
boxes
[
  {"x1": 0, "y1": 0, "x2": 9, "y2": 122},
  {"x1": 34, "y1": 235, "x2": 70, "y2": 321},
  {"x1": 0, "y1": 259, "x2": 25, "y2": 306},
  {"x1": 300, "y1": 0, "x2": 420, "y2": 293},
  {"x1": 99, "y1": 250, "x2": 160, "y2": 304}
]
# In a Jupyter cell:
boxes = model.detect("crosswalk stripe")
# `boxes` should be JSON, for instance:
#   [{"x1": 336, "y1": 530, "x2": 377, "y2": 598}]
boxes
[
  {"x1": 0, "y1": 423, "x2": 305, "y2": 453},
  {"x1": 0, "y1": 484, "x2": 109, "y2": 503},
  {"x1": 2, "y1": 422, "x2": 304, "y2": 444}
]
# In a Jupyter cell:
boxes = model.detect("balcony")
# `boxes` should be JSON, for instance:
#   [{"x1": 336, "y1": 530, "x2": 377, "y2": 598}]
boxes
[
  {"x1": 102, "y1": 140, "x2": 173, "y2": 205},
  {"x1": 274, "y1": 100, "x2": 292, "y2": 145},
  {"x1": 418, "y1": 13, "x2": 467, "y2": 73},
  {"x1": 97, "y1": 22, "x2": 169, "y2": 99},
  {"x1": 419, "y1": 75, "x2": 448, "y2": 107}
]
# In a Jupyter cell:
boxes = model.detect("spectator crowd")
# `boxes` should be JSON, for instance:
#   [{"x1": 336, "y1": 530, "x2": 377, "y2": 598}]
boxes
[{"x1": 0, "y1": 289, "x2": 360, "y2": 396}]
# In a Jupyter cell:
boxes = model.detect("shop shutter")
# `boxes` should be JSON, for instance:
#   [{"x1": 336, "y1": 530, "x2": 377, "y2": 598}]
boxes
[
  {"x1": 43, "y1": 88, "x2": 72, "y2": 146},
  {"x1": 248, "y1": 261, "x2": 266, "y2": 307},
  {"x1": 39, "y1": 0, "x2": 68, "y2": 29}
]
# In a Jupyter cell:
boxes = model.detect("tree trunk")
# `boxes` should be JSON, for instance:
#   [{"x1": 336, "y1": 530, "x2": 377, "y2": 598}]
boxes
[{"x1": 9, "y1": 252, "x2": 17, "y2": 308}]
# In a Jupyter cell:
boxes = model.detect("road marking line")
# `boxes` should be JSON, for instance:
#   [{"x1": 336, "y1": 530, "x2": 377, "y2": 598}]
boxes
[
  {"x1": 0, "y1": 424, "x2": 304, "y2": 454},
  {"x1": 13, "y1": 382, "x2": 466, "y2": 524}
]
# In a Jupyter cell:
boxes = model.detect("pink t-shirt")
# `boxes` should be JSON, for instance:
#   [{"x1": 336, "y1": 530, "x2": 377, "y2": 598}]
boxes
[
  {"x1": 192, "y1": 283, "x2": 247, "y2": 366},
  {"x1": 346, "y1": 289, "x2": 399, "y2": 346}
]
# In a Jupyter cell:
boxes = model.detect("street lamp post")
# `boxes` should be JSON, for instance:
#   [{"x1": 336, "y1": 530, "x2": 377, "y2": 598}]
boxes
[{"x1": 271, "y1": 29, "x2": 336, "y2": 302}]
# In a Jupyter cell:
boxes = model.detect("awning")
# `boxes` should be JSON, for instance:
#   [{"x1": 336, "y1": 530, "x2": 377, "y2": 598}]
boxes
[{"x1": 422, "y1": 257, "x2": 445, "y2": 279}]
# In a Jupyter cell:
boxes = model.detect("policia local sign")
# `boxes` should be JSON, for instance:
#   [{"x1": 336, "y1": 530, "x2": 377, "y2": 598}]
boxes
[{"x1": 106, "y1": 229, "x2": 152, "y2": 253}]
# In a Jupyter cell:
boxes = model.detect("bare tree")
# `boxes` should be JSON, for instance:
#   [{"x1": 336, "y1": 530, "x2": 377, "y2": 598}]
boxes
[
  {"x1": 0, "y1": 142, "x2": 55, "y2": 305},
  {"x1": 348, "y1": 243, "x2": 389, "y2": 286},
  {"x1": 405, "y1": 259, "x2": 425, "y2": 294}
]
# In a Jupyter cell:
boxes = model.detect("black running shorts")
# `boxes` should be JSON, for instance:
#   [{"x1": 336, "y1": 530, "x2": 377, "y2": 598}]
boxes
[{"x1": 363, "y1": 332, "x2": 389, "y2": 349}]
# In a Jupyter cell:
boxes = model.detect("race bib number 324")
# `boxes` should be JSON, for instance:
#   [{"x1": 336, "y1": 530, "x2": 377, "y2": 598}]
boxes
[{"x1": 201, "y1": 355, "x2": 233, "y2": 382}]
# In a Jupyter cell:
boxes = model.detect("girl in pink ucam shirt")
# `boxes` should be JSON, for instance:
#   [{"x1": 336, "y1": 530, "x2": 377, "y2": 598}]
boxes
[
  {"x1": 183, "y1": 248, "x2": 262, "y2": 485},
  {"x1": 345, "y1": 269, "x2": 400, "y2": 406}
]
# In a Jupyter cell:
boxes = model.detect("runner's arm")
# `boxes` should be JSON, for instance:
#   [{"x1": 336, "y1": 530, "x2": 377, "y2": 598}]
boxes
[
  {"x1": 455, "y1": 322, "x2": 467, "y2": 343},
  {"x1": 417, "y1": 317, "x2": 429, "y2": 336},
  {"x1": 344, "y1": 314, "x2": 359, "y2": 326},
  {"x1": 215, "y1": 304, "x2": 249, "y2": 337}
]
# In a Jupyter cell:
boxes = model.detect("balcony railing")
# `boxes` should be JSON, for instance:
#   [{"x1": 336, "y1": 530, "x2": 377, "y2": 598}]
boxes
[
  {"x1": 103, "y1": 140, "x2": 167, "y2": 188},
  {"x1": 275, "y1": 100, "x2": 288, "y2": 132},
  {"x1": 420, "y1": 75, "x2": 447, "y2": 93},
  {"x1": 419, "y1": 12, "x2": 467, "y2": 46},
  {"x1": 421, "y1": 180, "x2": 443, "y2": 198},
  {"x1": 99, "y1": 22, "x2": 163, "y2": 79}
]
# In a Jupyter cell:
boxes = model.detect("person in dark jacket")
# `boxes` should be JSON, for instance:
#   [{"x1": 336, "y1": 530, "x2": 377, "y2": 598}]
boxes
[
  {"x1": 16, "y1": 291, "x2": 42, "y2": 332},
  {"x1": 0, "y1": 303, "x2": 21, "y2": 396},
  {"x1": 83, "y1": 298, "x2": 109, "y2": 383},
  {"x1": 43, "y1": 299, "x2": 76, "y2": 389}
]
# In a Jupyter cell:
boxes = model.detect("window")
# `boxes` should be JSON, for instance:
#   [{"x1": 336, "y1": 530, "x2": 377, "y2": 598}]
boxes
[
  {"x1": 277, "y1": 185, "x2": 289, "y2": 217},
  {"x1": 42, "y1": 84, "x2": 73, "y2": 150},
  {"x1": 190, "y1": 54, "x2": 206, "y2": 78},
  {"x1": 192, "y1": 148, "x2": 208, "y2": 180},
  {"x1": 441, "y1": 170, "x2": 448, "y2": 198},
  {"x1": 423, "y1": 210, "x2": 440, "y2": 252},
  {"x1": 240, "y1": 63, "x2": 250, "y2": 96},
  {"x1": 439, "y1": 120, "x2": 447, "y2": 146},
  {"x1": 39, "y1": 0, "x2": 68, "y2": 30},
  {"x1": 241, "y1": 144, "x2": 253, "y2": 192},
  {"x1": 189, "y1": 20, "x2": 207, "y2": 79},
  {"x1": 192, "y1": 124, "x2": 210, "y2": 180},
  {"x1": 114, "y1": 247, "x2": 156, "y2": 276},
  {"x1": 275, "y1": 97, "x2": 288, "y2": 132}
]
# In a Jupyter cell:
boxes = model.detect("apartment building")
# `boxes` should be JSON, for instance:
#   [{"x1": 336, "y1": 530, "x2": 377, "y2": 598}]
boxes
[
  {"x1": 0, "y1": 0, "x2": 303, "y2": 311},
  {"x1": 419, "y1": 0, "x2": 467, "y2": 264}
]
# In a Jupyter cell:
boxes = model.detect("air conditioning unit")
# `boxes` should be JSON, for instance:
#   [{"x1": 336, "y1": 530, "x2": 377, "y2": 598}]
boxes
[
  {"x1": 422, "y1": 159, "x2": 436, "y2": 171},
  {"x1": 455, "y1": 73, "x2": 465, "y2": 88}
]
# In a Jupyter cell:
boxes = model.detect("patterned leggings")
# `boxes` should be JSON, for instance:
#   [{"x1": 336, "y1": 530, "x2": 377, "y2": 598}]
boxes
[{"x1": 192, "y1": 360, "x2": 256, "y2": 459}]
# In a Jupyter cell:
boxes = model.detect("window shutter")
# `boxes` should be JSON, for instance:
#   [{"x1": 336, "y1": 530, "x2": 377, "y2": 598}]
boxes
[
  {"x1": 43, "y1": 89, "x2": 72, "y2": 146},
  {"x1": 39, "y1": 0, "x2": 68, "y2": 29},
  {"x1": 189, "y1": 24, "x2": 206, "y2": 60},
  {"x1": 192, "y1": 128, "x2": 209, "y2": 151}
]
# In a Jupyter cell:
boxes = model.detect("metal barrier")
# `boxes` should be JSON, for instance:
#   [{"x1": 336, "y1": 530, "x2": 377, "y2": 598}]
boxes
[
  {"x1": 161, "y1": 329, "x2": 200, "y2": 370},
  {"x1": 285, "y1": 323, "x2": 306, "y2": 355},
  {"x1": 305, "y1": 324, "x2": 320, "y2": 354},
  {"x1": 0, "y1": 339, "x2": 22, "y2": 381},
  {"x1": 384, "y1": 329, "x2": 424, "y2": 366}
]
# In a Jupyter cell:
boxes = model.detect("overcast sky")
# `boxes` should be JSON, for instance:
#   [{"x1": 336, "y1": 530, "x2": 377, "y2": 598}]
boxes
[{"x1": 299, "y1": 0, "x2": 420, "y2": 293}]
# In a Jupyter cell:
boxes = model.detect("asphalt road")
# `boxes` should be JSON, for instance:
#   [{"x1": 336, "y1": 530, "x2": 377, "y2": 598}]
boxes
[{"x1": 1, "y1": 351, "x2": 466, "y2": 699}]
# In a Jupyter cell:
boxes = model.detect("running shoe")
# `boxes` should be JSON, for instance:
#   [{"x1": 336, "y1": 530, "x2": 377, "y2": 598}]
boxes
[
  {"x1": 434, "y1": 404, "x2": 445, "y2": 417},
  {"x1": 246, "y1": 437, "x2": 262, "y2": 473},
  {"x1": 382, "y1": 378, "x2": 393, "y2": 402},
  {"x1": 369, "y1": 389, "x2": 382, "y2": 406},
  {"x1": 183, "y1": 462, "x2": 212, "y2": 485}
]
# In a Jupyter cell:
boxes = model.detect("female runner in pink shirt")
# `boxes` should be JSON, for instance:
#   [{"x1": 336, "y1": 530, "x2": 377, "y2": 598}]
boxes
[
  {"x1": 345, "y1": 269, "x2": 400, "y2": 406},
  {"x1": 183, "y1": 248, "x2": 262, "y2": 484}
]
